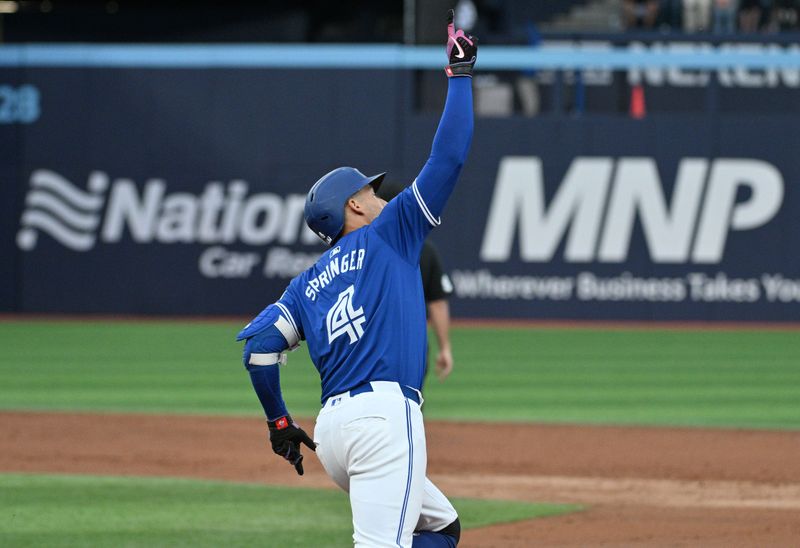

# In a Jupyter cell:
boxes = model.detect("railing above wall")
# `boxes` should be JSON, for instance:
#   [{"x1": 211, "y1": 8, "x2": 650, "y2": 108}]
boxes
[{"x1": 1, "y1": 43, "x2": 799, "y2": 69}]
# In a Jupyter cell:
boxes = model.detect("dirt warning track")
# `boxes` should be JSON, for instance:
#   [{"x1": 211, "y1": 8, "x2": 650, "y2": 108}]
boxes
[{"x1": 2, "y1": 411, "x2": 799, "y2": 547}]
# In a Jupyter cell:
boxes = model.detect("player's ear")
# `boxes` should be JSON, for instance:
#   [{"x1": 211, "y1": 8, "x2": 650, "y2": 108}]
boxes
[
  {"x1": 345, "y1": 196, "x2": 363, "y2": 217},
  {"x1": 348, "y1": 192, "x2": 367, "y2": 213}
]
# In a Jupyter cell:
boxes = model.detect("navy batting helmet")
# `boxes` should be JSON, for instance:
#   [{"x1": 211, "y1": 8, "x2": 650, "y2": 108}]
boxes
[{"x1": 304, "y1": 167, "x2": 385, "y2": 245}]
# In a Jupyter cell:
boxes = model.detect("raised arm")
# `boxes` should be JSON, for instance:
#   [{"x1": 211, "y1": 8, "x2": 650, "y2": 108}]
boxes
[
  {"x1": 414, "y1": 10, "x2": 477, "y2": 220},
  {"x1": 370, "y1": 11, "x2": 477, "y2": 261}
]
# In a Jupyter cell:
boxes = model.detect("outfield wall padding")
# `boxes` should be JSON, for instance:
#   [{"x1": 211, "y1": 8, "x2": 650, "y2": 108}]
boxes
[{"x1": 1, "y1": 62, "x2": 798, "y2": 320}]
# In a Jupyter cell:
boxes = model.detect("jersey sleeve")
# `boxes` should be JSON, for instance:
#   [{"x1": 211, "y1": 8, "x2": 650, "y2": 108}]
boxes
[
  {"x1": 371, "y1": 182, "x2": 440, "y2": 264},
  {"x1": 412, "y1": 77, "x2": 473, "y2": 222},
  {"x1": 236, "y1": 285, "x2": 305, "y2": 421},
  {"x1": 371, "y1": 77, "x2": 473, "y2": 263},
  {"x1": 237, "y1": 286, "x2": 304, "y2": 348}
]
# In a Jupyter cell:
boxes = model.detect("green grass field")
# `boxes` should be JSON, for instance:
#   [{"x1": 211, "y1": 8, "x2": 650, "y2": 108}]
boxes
[
  {"x1": 1, "y1": 320, "x2": 798, "y2": 428},
  {"x1": 2, "y1": 319, "x2": 798, "y2": 547},
  {"x1": 0, "y1": 474, "x2": 578, "y2": 547}
]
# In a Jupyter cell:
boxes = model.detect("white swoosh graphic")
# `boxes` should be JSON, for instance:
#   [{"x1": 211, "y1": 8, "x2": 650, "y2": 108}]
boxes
[
  {"x1": 450, "y1": 37, "x2": 465, "y2": 59},
  {"x1": 30, "y1": 169, "x2": 104, "y2": 211},
  {"x1": 25, "y1": 191, "x2": 101, "y2": 231},
  {"x1": 20, "y1": 211, "x2": 96, "y2": 251}
]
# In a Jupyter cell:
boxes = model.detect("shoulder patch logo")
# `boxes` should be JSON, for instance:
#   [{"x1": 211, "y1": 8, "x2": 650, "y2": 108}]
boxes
[{"x1": 441, "y1": 273, "x2": 454, "y2": 294}]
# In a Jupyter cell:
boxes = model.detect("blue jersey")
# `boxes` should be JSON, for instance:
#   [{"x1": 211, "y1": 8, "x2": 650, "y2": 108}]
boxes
[
  {"x1": 278, "y1": 182, "x2": 438, "y2": 401},
  {"x1": 238, "y1": 77, "x2": 472, "y2": 418}
]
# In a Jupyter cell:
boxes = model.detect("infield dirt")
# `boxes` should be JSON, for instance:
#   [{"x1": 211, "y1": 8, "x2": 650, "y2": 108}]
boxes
[{"x1": 2, "y1": 411, "x2": 799, "y2": 547}]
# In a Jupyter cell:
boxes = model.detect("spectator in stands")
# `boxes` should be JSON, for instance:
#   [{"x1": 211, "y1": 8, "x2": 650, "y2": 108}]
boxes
[
  {"x1": 683, "y1": 0, "x2": 713, "y2": 31},
  {"x1": 767, "y1": 0, "x2": 800, "y2": 31},
  {"x1": 713, "y1": 0, "x2": 739, "y2": 32},
  {"x1": 516, "y1": 22, "x2": 541, "y2": 117},
  {"x1": 623, "y1": 0, "x2": 661, "y2": 28},
  {"x1": 658, "y1": 0, "x2": 685, "y2": 29},
  {"x1": 454, "y1": 0, "x2": 478, "y2": 31},
  {"x1": 739, "y1": 0, "x2": 771, "y2": 32}
]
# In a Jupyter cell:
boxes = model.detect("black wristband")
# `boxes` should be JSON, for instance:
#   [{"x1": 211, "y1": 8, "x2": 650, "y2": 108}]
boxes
[
  {"x1": 268, "y1": 414, "x2": 292, "y2": 431},
  {"x1": 445, "y1": 60, "x2": 475, "y2": 78}
]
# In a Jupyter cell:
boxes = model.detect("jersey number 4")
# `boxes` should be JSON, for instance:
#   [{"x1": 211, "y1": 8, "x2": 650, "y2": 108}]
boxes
[{"x1": 326, "y1": 285, "x2": 366, "y2": 344}]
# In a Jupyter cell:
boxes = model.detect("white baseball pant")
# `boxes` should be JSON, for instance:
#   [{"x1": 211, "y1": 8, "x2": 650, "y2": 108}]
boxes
[{"x1": 314, "y1": 381, "x2": 458, "y2": 547}]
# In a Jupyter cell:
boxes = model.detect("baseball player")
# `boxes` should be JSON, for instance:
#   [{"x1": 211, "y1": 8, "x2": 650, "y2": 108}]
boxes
[{"x1": 237, "y1": 10, "x2": 476, "y2": 547}]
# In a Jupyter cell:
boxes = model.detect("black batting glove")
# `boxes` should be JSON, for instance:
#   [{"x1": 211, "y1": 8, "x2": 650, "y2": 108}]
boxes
[
  {"x1": 267, "y1": 415, "x2": 316, "y2": 476},
  {"x1": 445, "y1": 9, "x2": 478, "y2": 78}
]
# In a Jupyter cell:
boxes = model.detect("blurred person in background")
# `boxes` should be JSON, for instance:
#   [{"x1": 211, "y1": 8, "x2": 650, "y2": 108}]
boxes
[
  {"x1": 379, "y1": 184, "x2": 455, "y2": 389},
  {"x1": 658, "y1": 0, "x2": 686, "y2": 30},
  {"x1": 516, "y1": 21, "x2": 541, "y2": 118},
  {"x1": 683, "y1": 0, "x2": 713, "y2": 31},
  {"x1": 623, "y1": 0, "x2": 662, "y2": 28},
  {"x1": 713, "y1": 0, "x2": 739, "y2": 32},
  {"x1": 767, "y1": 0, "x2": 800, "y2": 31},
  {"x1": 739, "y1": 0, "x2": 771, "y2": 31},
  {"x1": 418, "y1": 240, "x2": 455, "y2": 385},
  {"x1": 453, "y1": 0, "x2": 478, "y2": 31}
]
